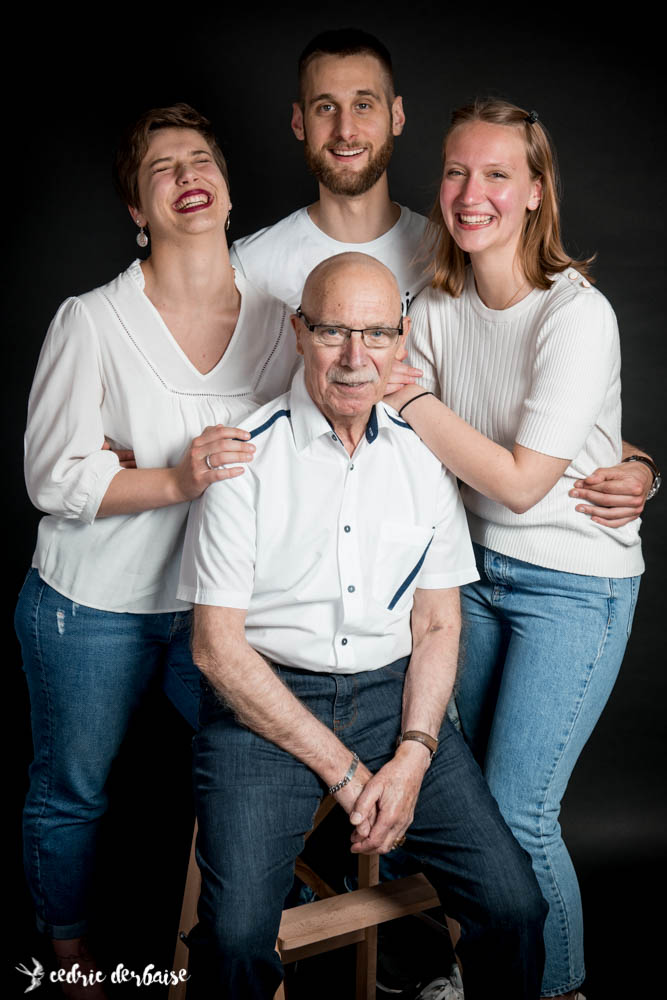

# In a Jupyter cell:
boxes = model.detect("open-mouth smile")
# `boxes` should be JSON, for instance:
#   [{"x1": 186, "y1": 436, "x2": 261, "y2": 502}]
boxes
[{"x1": 173, "y1": 189, "x2": 213, "y2": 213}]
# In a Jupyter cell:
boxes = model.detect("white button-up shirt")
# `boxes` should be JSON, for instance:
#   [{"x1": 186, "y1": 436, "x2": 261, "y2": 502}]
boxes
[{"x1": 178, "y1": 369, "x2": 478, "y2": 673}]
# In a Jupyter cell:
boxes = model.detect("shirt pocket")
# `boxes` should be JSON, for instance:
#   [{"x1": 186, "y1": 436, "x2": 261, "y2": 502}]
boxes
[{"x1": 372, "y1": 520, "x2": 434, "y2": 614}]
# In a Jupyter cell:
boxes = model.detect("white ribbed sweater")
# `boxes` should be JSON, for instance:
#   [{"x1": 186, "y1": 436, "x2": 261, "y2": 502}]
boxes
[{"x1": 408, "y1": 268, "x2": 644, "y2": 578}]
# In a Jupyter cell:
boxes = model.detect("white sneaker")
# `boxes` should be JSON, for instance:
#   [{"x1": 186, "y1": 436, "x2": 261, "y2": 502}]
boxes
[{"x1": 415, "y1": 965, "x2": 464, "y2": 1000}]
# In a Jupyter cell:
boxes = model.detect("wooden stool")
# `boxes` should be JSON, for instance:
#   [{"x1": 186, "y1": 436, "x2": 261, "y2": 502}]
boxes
[{"x1": 169, "y1": 798, "x2": 442, "y2": 1000}]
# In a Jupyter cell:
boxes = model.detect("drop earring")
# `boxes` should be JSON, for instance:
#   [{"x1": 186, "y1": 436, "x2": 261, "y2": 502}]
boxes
[
  {"x1": 135, "y1": 219, "x2": 148, "y2": 248},
  {"x1": 225, "y1": 211, "x2": 231, "y2": 232}
]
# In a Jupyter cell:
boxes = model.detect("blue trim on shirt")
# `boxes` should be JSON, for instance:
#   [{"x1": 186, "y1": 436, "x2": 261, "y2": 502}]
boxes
[
  {"x1": 248, "y1": 409, "x2": 291, "y2": 439},
  {"x1": 365, "y1": 406, "x2": 379, "y2": 443},
  {"x1": 387, "y1": 534, "x2": 435, "y2": 610},
  {"x1": 384, "y1": 408, "x2": 412, "y2": 430}
]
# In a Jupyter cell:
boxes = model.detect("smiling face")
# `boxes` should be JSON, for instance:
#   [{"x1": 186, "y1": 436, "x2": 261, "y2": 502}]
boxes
[
  {"x1": 440, "y1": 121, "x2": 542, "y2": 266},
  {"x1": 293, "y1": 254, "x2": 407, "y2": 434},
  {"x1": 130, "y1": 127, "x2": 230, "y2": 241},
  {"x1": 291, "y1": 53, "x2": 405, "y2": 197}
]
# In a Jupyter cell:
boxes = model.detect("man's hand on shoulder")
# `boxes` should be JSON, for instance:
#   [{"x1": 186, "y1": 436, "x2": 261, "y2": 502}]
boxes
[{"x1": 347, "y1": 741, "x2": 430, "y2": 855}]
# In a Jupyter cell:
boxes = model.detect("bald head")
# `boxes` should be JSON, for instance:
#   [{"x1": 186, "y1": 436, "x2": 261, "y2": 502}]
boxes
[
  {"x1": 301, "y1": 252, "x2": 402, "y2": 321},
  {"x1": 292, "y1": 252, "x2": 409, "y2": 447}
]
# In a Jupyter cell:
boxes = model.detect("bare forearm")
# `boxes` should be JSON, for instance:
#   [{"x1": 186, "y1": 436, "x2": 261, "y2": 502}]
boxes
[
  {"x1": 621, "y1": 439, "x2": 655, "y2": 489},
  {"x1": 395, "y1": 390, "x2": 565, "y2": 513},
  {"x1": 193, "y1": 612, "x2": 356, "y2": 788},
  {"x1": 402, "y1": 630, "x2": 458, "y2": 737},
  {"x1": 621, "y1": 439, "x2": 652, "y2": 462},
  {"x1": 97, "y1": 467, "x2": 184, "y2": 517},
  {"x1": 96, "y1": 424, "x2": 254, "y2": 518},
  {"x1": 402, "y1": 596, "x2": 460, "y2": 735}
]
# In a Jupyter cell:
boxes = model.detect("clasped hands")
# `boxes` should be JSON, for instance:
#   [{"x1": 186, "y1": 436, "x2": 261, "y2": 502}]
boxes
[{"x1": 333, "y1": 741, "x2": 431, "y2": 856}]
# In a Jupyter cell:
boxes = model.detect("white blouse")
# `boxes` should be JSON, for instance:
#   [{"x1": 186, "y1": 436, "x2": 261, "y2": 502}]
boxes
[{"x1": 25, "y1": 260, "x2": 299, "y2": 612}]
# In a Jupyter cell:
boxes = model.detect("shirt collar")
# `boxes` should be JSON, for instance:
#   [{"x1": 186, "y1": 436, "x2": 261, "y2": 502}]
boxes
[{"x1": 290, "y1": 368, "x2": 405, "y2": 452}]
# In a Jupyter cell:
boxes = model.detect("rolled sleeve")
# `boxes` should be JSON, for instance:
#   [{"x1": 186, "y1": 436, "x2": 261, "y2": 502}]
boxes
[{"x1": 24, "y1": 297, "x2": 121, "y2": 524}]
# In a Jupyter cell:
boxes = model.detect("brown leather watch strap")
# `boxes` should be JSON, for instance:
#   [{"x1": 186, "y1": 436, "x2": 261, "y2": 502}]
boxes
[{"x1": 396, "y1": 730, "x2": 438, "y2": 759}]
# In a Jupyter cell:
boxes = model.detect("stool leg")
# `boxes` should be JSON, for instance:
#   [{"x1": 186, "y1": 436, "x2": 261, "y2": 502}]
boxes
[
  {"x1": 445, "y1": 916, "x2": 463, "y2": 977},
  {"x1": 169, "y1": 822, "x2": 201, "y2": 1000},
  {"x1": 355, "y1": 854, "x2": 380, "y2": 1000}
]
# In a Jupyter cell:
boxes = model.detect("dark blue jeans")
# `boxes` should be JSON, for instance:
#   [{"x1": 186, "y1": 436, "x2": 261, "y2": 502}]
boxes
[
  {"x1": 188, "y1": 657, "x2": 547, "y2": 1000},
  {"x1": 15, "y1": 568, "x2": 201, "y2": 937}
]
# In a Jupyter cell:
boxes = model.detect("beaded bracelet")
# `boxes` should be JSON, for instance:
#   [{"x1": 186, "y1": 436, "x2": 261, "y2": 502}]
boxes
[{"x1": 328, "y1": 752, "x2": 359, "y2": 794}]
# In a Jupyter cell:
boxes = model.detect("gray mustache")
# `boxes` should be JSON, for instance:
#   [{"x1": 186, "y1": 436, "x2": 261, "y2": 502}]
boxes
[{"x1": 327, "y1": 367, "x2": 379, "y2": 385}]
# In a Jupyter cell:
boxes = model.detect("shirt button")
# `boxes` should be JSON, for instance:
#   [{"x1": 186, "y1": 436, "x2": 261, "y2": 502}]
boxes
[
  {"x1": 344, "y1": 525, "x2": 351, "y2": 533},
  {"x1": 347, "y1": 585, "x2": 355, "y2": 593},
  {"x1": 567, "y1": 269, "x2": 578, "y2": 280},
  {"x1": 581, "y1": 278, "x2": 591, "y2": 288},
  {"x1": 349, "y1": 463, "x2": 355, "y2": 471},
  {"x1": 331, "y1": 433, "x2": 338, "y2": 441},
  {"x1": 341, "y1": 638, "x2": 348, "y2": 645}
]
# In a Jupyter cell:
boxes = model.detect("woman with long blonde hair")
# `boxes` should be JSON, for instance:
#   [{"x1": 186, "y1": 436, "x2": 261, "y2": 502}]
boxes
[{"x1": 389, "y1": 98, "x2": 653, "y2": 999}]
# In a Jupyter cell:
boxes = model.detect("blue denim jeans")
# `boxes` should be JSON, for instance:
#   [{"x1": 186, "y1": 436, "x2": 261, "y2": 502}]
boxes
[
  {"x1": 458, "y1": 544, "x2": 640, "y2": 997},
  {"x1": 187, "y1": 657, "x2": 547, "y2": 1000},
  {"x1": 15, "y1": 568, "x2": 200, "y2": 938}
]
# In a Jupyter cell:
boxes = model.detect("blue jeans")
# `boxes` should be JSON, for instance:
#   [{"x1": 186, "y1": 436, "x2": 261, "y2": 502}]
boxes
[
  {"x1": 188, "y1": 657, "x2": 547, "y2": 1000},
  {"x1": 15, "y1": 568, "x2": 201, "y2": 938},
  {"x1": 458, "y1": 544, "x2": 640, "y2": 997}
]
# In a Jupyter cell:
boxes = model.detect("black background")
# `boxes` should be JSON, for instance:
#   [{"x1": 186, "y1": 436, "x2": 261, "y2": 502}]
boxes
[{"x1": 6, "y1": 5, "x2": 665, "y2": 997}]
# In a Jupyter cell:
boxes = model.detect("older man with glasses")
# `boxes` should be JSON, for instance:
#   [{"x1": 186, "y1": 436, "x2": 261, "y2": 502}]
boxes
[{"x1": 178, "y1": 252, "x2": 547, "y2": 1000}]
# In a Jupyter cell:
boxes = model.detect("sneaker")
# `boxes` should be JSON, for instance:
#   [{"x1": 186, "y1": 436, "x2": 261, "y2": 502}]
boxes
[{"x1": 415, "y1": 966, "x2": 464, "y2": 1000}]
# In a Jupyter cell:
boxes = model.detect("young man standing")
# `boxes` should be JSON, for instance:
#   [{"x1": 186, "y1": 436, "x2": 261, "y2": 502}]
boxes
[{"x1": 230, "y1": 29, "x2": 430, "y2": 312}]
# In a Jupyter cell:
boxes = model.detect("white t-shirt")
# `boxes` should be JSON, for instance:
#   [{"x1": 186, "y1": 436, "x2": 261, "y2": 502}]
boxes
[
  {"x1": 178, "y1": 368, "x2": 478, "y2": 673},
  {"x1": 25, "y1": 261, "x2": 299, "y2": 613},
  {"x1": 408, "y1": 267, "x2": 644, "y2": 578},
  {"x1": 230, "y1": 205, "x2": 431, "y2": 311}
]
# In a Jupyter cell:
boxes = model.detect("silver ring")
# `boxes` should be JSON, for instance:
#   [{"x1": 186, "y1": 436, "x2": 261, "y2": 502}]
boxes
[{"x1": 205, "y1": 454, "x2": 224, "y2": 471}]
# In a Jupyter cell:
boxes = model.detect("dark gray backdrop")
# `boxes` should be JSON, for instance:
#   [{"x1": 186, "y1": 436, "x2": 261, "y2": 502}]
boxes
[{"x1": 7, "y1": 5, "x2": 665, "y2": 997}]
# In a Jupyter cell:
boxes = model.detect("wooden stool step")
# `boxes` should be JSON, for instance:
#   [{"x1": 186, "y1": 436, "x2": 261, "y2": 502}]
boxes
[{"x1": 277, "y1": 873, "x2": 440, "y2": 963}]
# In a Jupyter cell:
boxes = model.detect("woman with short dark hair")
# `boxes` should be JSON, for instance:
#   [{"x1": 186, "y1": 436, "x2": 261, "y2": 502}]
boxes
[{"x1": 15, "y1": 102, "x2": 298, "y2": 997}]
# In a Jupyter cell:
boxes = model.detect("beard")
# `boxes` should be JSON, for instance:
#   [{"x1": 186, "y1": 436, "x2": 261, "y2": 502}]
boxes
[{"x1": 303, "y1": 129, "x2": 394, "y2": 197}]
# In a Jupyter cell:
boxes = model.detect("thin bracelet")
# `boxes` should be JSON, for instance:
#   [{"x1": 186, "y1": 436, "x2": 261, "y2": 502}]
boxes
[
  {"x1": 398, "y1": 391, "x2": 434, "y2": 418},
  {"x1": 328, "y1": 752, "x2": 359, "y2": 795}
]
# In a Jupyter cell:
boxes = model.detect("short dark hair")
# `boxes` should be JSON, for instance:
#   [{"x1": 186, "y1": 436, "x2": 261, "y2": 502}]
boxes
[
  {"x1": 113, "y1": 102, "x2": 229, "y2": 209},
  {"x1": 297, "y1": 28, "x2": 395, "y2": 106}
]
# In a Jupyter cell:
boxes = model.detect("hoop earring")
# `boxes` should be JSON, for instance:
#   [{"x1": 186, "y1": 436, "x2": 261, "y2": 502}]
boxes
[{"x1": 136, "y1": 226, "x2": 149, "y2": 248}]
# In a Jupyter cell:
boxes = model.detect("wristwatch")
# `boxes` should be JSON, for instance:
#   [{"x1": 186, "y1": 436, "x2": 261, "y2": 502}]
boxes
[{"x1": 622, "y1": 455, "x2": 661, "y2": 500}]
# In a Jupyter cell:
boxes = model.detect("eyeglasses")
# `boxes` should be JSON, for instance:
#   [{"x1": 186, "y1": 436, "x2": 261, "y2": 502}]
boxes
[{"x1": 296, "y1": 307, "x2": 404, "y2": 349}]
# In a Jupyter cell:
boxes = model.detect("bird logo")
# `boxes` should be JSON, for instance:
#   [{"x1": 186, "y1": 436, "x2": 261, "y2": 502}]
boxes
[{"x1": 15, "y1": 958, "x2": 44, "y2": 992}]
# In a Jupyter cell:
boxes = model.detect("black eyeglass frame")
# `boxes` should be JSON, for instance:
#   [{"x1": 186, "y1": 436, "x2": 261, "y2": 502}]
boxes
[{"x1": 295, "y1": 306, "x2": 404, "y2": 348}]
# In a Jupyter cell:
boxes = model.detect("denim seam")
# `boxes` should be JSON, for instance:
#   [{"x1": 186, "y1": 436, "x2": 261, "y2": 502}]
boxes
[
  {"x1": 534, "y1": 594, "x2": 614, "y2": 991},
  {"x1": 29, "y1": 574, "x2": 53, "y2": 931}
]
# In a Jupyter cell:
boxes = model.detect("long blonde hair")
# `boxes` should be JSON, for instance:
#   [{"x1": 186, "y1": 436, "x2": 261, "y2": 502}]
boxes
[{"x1": 428, "y1": 98, "x2": 595, "y2": 296}]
